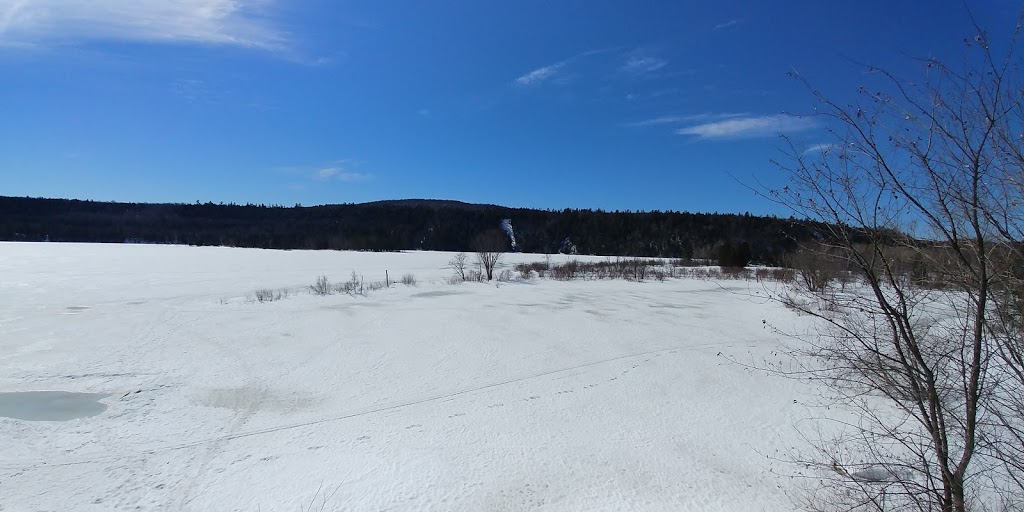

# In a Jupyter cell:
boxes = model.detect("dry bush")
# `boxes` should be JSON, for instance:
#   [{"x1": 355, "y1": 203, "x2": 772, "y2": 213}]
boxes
[
  {"x1": 449, "y1": 252, "x2": 469, "y2": 281},
  {"x1": 719, "y1": 266, "x2": 751, "y2": 279},
  {"x1": 401, "y1": 273, "x2": 416, "y2": 286},
  {"x1": 650, "y1": 269, "x2": 667, "y2": 282},
  {"x1": 253, "y1": 288, "x2": 289, "y2": 303},
  {"x1": 512, "y1": 258, "x2": 803, "y2": 287},
  {"x1": 625, "y1": 258, "x2": 649, "y2": 281},
  {"x1": 672, "y1": 257, "x2": 708, "y2": 267},
  {"x1": 311, "y1": 275, "x2": 331, "y2": 295},
  {"x1": 679, "y1": 267, "x2": 722, "y2": 280},
  {"x1": 551, "y1": 260, "x2": 581, "y2": 280},
  {"x1": 515, "y1": 261, "x2": 548, "y2": 278},
  {"x1": 789, "y1": 245, "x2": 844, "y2": 293},
  {"x1": 333, "y1": 271, "x2": 363, "y2": 295},
  {"x1": 544, "y1": 258, "x2": 667, "y2": 282},
  {"x1": 755, "y1": 267, "x2": 795, "y2": 283}
]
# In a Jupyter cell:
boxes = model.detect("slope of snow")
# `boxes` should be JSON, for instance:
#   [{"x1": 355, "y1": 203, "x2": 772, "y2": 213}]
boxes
[{"x1": 0, "y1": 243, "x2": 821, "y2": 511}]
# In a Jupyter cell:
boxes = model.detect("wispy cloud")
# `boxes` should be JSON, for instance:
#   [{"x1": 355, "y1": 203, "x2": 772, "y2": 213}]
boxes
[
  {"x1": 514, "y1": 61, "x2": 567, "y2": 86},
  {"x1": 625, "y1": 113, "x2": 747, "y2": 128},
  {"x1": 512, "y1": 48, "x2": 618, "y2": 87},
  {"x1": 621, "y1": 55, "x2": 667, "y2": 75},
  {"x1": 713, "y1": 19, "x2": 740, "y2": 31},
  {"x1": 803, "y1": 143, "x2": 836, "y2": 155},
  {"x1": 625, "y1": 115, "x2": 688, "y2": 127},
  {"x1": 0, "y1": 0, "x2": 285, "y2": 50},
  {"x1": 314, "y1": 167, "x2": 370, "y2": 183},
  {"x1": 676, "y1": 114, "x2": 816, "y2": 139}
]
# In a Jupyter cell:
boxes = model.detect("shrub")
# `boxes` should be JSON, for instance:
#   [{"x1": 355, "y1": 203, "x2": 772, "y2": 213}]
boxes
[
  {"x1": 401, "y1": 273, "x2": 416, "y2": 286},
  {"x1": 311, "y1": 275, "x2": 331, "y2": 295},
  {"x1": 682, "y1": 267, "x2": 722, "y2": 280},
  {"x1": 252, "y1": 288, "x2": 289, "y2": 303},
  {"x1": 789, "y1": 246, "x2": 841, "y2": 293},
  {"x1": 449, "y1": 253, "x2": 468, "y2": 281},
  {"x1": 551, "y1": 259, "x2": 580, "y2": 280},
  {"x1": 754, "y1": 267, "x2": 795, "y2": 283},
  {"x1": 626, "y1": 258, "x2": 648, "y2": 281},
  {"x1": 333, "y1": 271, "x2": 363, "y2": 295},
  {"x1": 671, "y1": 257, "x2": 711, "y2": 267},
  {"x1": 515, "y1": 261, "x2": 548, "y2": 278},
  {"x1": 650, "y1": 269, "x2": 667, "y2": 282},
  {"x1": 720, "y1": 267, "x2": 752, "y2": 279}
]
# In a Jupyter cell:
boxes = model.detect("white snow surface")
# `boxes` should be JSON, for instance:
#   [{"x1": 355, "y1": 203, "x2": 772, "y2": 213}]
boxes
[{"x1": 0, "y1": 243, "x2": 821, "y2": 511}]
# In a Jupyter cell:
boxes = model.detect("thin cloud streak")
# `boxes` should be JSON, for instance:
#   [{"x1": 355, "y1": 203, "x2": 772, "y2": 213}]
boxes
[
  {"x1": 713, "y1": 19, "x2": 739, "y2": 30},
  {"x1": 676, "y1": 114, "x2": 816, "y2": 139},
  {"x1": 514, "y1": 62, "x2": 566, "y2": 86},
  {"x1": 512, "y1": 48, "x2": 618, "y2": 87},
  {"x1": 803, "y1": 143, "x2": 836, "y2": 154},
  {"x1": 0, "y1": 0, "x2": 285, "y2": 50},
  {"x1": 625, "y1": 113, "x2": 747, "y2": 128},
  {"x1": 622, "y1": 55, "x2": 667, "y2": 74},
  {"x1": 625, "y1": 115, "x2": 688, "y2": 127},
  {"x1": 314, "y1": 167, "x2": 371, "y2": 183}
]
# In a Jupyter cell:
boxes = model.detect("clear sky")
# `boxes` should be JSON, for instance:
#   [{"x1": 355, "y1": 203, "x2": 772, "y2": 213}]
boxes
[{"x1": 0, "y1": 1, "x2": 1017, "y2": 214}]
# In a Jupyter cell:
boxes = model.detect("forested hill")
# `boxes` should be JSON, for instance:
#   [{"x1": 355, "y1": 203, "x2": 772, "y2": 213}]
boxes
[{"x1": 0, "y1": 196, "x2": 820, "y2": 263}]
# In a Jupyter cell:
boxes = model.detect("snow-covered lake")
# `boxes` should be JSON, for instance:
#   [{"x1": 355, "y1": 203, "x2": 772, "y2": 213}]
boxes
[{"x1": 0, "y1": 243, "x2": 819, "y2": 511}]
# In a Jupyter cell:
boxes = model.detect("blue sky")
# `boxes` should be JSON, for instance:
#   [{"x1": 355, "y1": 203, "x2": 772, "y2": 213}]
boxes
[{"x1": 0, "y1": 1, "x2": 1016, "y2": 214}]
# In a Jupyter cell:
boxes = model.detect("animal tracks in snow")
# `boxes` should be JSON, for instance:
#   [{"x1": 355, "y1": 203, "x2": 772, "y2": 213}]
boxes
[
  {"x1": 455, "y1": 355, "x2": 661, "y2": 421},
  {"x1": 2, "y1": 346, "x2": 676, "y2": 473}
]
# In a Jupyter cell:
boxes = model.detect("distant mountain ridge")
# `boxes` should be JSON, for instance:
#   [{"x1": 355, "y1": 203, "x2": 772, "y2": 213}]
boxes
[
  {"x1": 0, "y1": 196, "x2": 821, "y2": 263},
  {"x1": 360, "y1": 199, "x2": 503, "y2": 210}
]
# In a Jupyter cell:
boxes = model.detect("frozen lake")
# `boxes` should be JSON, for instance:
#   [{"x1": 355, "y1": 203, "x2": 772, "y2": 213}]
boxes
[{"x1": 0, "y1": 243, "x2": 820, "y2": 511}]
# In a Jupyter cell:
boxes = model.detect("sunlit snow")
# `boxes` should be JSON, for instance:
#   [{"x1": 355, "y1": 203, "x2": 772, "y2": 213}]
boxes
[{"x1": 0, "y1": 242, "x2": 823, "y2": 511}]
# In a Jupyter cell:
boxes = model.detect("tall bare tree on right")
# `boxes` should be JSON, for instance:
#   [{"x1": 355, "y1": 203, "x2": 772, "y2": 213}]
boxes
[{"x1": 771, "y1": 15, "x2": 1024, "y2": 512}]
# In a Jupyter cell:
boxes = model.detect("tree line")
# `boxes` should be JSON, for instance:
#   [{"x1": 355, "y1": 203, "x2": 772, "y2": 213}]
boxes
[{"x1": 0, "y1": 196, "x2": 825, "y2": 264}]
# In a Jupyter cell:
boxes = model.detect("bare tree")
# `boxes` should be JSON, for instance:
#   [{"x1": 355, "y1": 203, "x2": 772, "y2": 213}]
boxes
[
  {"x1": 449, "y1": 252, "x2": 469, "y2": 281},
  {"x1": 788, "y1": 243, "x2": 847, "y2": 293},
  {"x1": 768, "y1": 15, "x2": 1024, "y2": 512},
  {"x1": 473, "y1": 229, "x2": 508, "y2": 281}
]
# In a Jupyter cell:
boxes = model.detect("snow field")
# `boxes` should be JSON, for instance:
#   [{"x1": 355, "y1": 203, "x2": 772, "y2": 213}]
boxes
[{"x1": 0, "y1": 243, "x2": 822, "y2": 511}]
